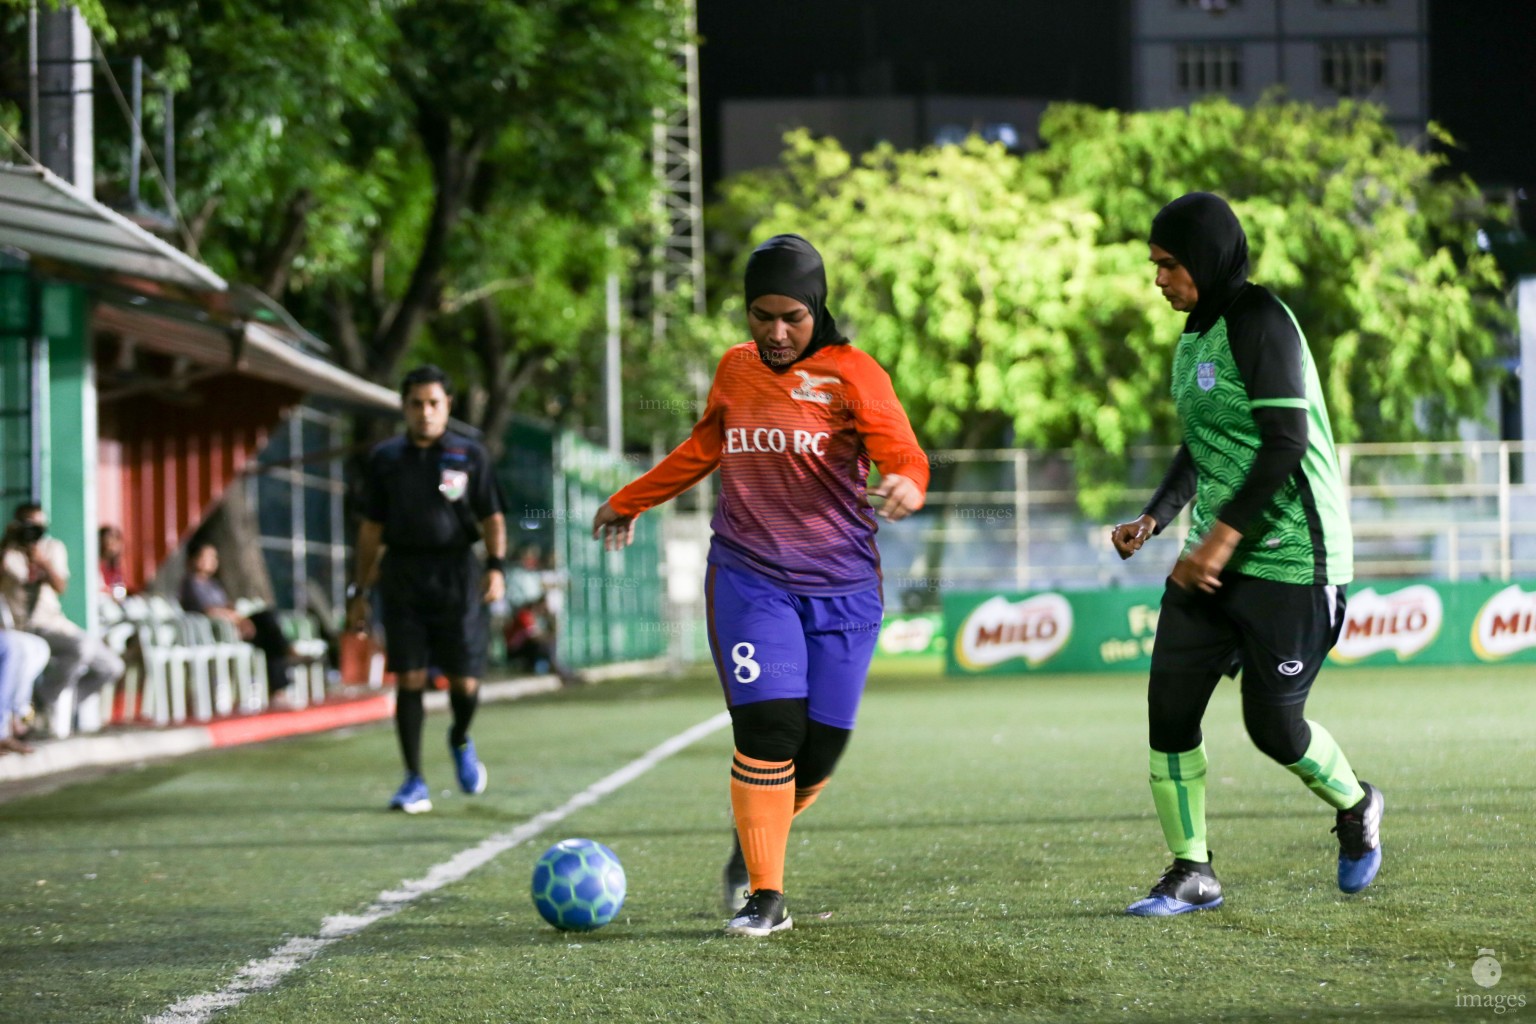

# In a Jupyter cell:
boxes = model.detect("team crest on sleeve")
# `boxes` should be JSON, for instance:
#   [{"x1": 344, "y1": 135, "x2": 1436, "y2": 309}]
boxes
[
  {"x1": 791, "y1": 371, "x2": 840, "y2": 404},
  {"x1": 1196, "y1": 362, "x2": 1217, "y2": 392}
]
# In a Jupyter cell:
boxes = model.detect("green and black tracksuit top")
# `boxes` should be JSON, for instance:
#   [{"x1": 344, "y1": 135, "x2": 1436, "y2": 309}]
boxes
[
  {"x1": 1140, "y1": 193, "x2": 1352, "y2": 586},
  {"x1": 1143, "y1": 283, "x2": 1353, "y2": 586}
]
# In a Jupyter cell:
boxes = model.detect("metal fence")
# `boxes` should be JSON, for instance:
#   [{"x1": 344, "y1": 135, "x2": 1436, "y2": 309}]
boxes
[
  {"x1": 599, "y1": 441, "x2": 1536, "y2": 666},
  {"x1": 871, "y1": 441, "x2": 1536, "y2": 613},
  {"x1": 551, "y1": 433, "x2": 669, "y2": 669}
]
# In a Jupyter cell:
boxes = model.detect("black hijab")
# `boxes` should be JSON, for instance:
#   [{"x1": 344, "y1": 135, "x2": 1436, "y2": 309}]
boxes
[
  {"x1": 1149, "y1": 192, "x2": 1250, "y2": 335},
  {"x1": 744, "y1": 234, "x2": 847, "y2": 366}
]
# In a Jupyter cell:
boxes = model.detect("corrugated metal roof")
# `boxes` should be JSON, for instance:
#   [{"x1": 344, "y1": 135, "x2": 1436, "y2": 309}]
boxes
[
  {"x1": 0, "y1": 161, "x2": 402, "y2": 412},
  {"x1": 92, "y1": 301, "x2": 399, "y2": 411},
  {"x1": 0, "y1": 163, "x2": 226, "y2": 292}
]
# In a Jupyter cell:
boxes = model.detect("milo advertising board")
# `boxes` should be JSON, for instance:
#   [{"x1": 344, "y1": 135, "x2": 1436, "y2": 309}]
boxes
[
  {"x1": 943, "y1": 588, "x2": 1164, "y2": 675},
  {"x1": 944, "y1": 581, "x2": 1536, "y2": 676},
  {"x1": 1333, "y1": 581, "x2": 1536, "y2": 666}
]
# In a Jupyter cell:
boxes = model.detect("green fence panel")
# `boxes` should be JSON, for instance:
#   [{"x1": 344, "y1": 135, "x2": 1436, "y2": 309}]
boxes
[
  {"x1": 0, "y1": 267, "x2": 35, "y2": 506},
  {"x1": 551, "y1": 434, "x2": 667, "y2": 670}
]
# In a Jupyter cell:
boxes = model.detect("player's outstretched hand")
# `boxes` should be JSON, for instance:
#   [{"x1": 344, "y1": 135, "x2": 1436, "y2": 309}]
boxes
[
  {"x1": 869, "y1": 473, "x2": 924, "y2": 521},
  {"x1": 1110, "y1": 514, "x2": 1157, "y2": 560},
  {"x1": 592, "y1": 501, "x2": 637, "y2": 551}
]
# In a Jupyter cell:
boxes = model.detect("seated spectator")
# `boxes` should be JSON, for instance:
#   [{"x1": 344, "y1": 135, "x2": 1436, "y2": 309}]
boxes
[
  {"x1": 180, "y1": 540, "x2": 293, "y2": 704},
  {"x1": 503, "y1": 545, "x2": 578, "y2": 685},
  {"x1": 99, "y1": 525, "x2": 128, "y2": 603},
  {"x1": 0, "y1": 503, "x2": 124, "y2": 737},
  {"x1": 0, "y1": 607, "x2": 50, "y2": 753}
]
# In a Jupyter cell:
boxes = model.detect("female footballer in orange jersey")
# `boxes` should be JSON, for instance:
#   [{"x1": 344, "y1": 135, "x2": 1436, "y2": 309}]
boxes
[{"x1": 593, "y1": 234, "x2": 929, "y2": 936}]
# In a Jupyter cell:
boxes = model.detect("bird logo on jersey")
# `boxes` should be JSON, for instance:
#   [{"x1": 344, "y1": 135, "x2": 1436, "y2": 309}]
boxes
[{"x1": 791, "y1": 371, "x2": 840, "y2": 404}]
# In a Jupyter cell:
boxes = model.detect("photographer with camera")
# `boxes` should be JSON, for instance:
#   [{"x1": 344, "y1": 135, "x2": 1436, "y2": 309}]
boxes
[{"x1": 0, "y1": 503, "x2": 124, "y2": 737}]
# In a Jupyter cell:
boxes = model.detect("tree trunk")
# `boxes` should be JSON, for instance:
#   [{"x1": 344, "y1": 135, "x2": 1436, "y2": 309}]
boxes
[
  {"x1": 368, "y1": 110, "x2": 488, "y2": 383},
  {"x1": 471, "y1": 297, "x2": 551, "y2": 460},
  {"x1": 258, "y1": 189, "x2": 316, "y2": 299}
]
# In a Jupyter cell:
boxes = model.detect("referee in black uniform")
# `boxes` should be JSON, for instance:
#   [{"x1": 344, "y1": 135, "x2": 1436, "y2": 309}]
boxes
[{"x1": 347, "y1": 365, "x2": 508, "y2": 813}]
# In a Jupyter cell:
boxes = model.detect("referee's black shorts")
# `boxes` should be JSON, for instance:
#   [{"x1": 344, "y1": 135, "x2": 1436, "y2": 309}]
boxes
[
  {"x1": 378, "y1": 548, "x2": 489, "y2": 678},
  {"x1": 1150, "y1": 572, "x2": 1348, "y2": 705}
]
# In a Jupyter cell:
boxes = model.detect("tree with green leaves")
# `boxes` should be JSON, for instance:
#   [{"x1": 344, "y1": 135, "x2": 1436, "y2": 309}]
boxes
[
  {"x1": 3, "y1": 0, "x2": 696, "y2": 449},
  {"x1": 709, "y1": 97, "x2": 1510, "y2": 511}
]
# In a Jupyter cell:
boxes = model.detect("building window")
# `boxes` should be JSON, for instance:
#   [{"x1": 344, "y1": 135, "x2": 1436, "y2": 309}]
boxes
[
  {"x1": 253, "y1": 402, "x2": 349, "y2": 615},
  {"x1": 1320, "y1": 40, "x2": 1387, "y2": 96},
  {"x1": 1176, "y1": 44, "x2": 1243, "y2": 92}
]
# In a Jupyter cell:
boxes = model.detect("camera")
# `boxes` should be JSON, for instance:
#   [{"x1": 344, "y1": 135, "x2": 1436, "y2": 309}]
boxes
[{"x1": 8, "y1": 522, "x2": 46, "y2": 546}]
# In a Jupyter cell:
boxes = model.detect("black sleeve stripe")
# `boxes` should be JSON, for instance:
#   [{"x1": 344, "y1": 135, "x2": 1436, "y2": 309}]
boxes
[{"x1": 1225, "y1": 286, "x2": 1307, "y2": 403}]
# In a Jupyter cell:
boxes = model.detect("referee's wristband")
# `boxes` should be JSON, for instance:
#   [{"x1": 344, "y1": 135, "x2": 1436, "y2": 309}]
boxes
[{"x1": 484, "y1": 555, "x2": 506, "y2": 573}]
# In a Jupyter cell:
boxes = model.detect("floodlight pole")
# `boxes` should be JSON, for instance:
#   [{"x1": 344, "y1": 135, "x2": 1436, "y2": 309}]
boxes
[{"x1": 651, "y1": 0, "x2": 706, "y2": 336}]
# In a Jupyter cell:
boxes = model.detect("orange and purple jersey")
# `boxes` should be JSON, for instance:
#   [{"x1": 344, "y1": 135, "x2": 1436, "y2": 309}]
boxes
[{"x1": 609, "y1": 342, "x2": 930, "y2": 595}]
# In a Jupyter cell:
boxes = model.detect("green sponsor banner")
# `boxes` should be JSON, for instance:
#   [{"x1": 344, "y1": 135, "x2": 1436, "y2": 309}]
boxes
[
  {"x1": 1330, "y1": 580, "x2": 1536, "y2": 667},
  {"x1": 943, "y1": 580, "x2": 1536, "y2": 676},
  {"x1": 943, "y1": 588, "x2": 1164, "y2": 675},
  {"x1": 875, "y1": 612, "x2": 945, "y2": 659}
]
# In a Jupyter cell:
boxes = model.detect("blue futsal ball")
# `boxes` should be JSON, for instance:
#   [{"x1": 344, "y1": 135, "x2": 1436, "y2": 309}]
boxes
[{"x1": 531, "y1": 838, "x2": 626, "y2": 931}]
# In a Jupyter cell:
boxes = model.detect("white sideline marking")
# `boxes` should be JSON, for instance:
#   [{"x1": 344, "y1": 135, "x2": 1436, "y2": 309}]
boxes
[{"x1": 146, "y1": 710, "x2": 732, "y2": 1024}]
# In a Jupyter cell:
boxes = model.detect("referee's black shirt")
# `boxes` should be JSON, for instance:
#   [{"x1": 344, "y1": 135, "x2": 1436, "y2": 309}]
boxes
[{"x1": 361, "y1": 431, "x2": 504, "y2": 551}]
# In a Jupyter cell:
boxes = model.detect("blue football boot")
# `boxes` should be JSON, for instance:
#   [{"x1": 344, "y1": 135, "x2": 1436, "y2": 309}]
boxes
[
  {"x1": 450, "y1": 734, "x2": 488, "y2": 795},
  {"x1": 389, "y1": 772, "x2": 432, "y2": 814},
  {"x1": 1127, "y1": 855, "x2": 1224, "y2": 916},
  {"x1": 1334, "y1": 781, "x2": 1384, "y2": 893}
]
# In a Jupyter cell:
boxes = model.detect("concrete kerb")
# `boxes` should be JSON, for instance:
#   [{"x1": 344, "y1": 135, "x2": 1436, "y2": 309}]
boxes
[{"x1": 0, "y1": 658, "x2": 673, "y2": 788}]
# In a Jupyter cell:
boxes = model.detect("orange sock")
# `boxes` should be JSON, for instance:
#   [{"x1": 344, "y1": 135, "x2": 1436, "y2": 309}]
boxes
[
  {"x1": 793, "y1": 779, "x2": 828, "y2": 817},
  {"x1": 729, "y1": 751, "x2": 795, "y2": 893}
]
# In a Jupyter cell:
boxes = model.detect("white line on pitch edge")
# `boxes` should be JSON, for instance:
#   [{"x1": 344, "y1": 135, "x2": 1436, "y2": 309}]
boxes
[{"x1": 146, "y1": 711, "x2": 732, "y2": 1024}]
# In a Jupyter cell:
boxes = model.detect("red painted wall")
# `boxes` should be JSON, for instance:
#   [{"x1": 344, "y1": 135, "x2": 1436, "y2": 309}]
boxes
[{"x1": 96, "y1": 374, "x2": 302, "y2": 591}]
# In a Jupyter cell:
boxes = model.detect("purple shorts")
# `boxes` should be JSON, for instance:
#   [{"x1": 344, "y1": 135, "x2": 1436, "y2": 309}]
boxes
[{"x1": 704, "y1": 563, "x2": 884, "y2": 729}]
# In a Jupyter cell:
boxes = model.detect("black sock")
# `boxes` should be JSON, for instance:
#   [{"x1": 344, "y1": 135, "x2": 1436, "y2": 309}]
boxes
[
  {"x1": 395, "y1": 688, "x2": 425, "y2": 776},
  {"x1": 449, "y1": 687, "x2": 479, "y2": 748}
]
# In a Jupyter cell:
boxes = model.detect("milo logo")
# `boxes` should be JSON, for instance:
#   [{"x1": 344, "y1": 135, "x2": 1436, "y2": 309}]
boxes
[
  {"x1": 1472, "y1": 585, "x2": 1536, "y2": 660},
  {"x1": 955, "y1": 594, "x2": 1073, "y2": 671},
  {"x1": 1332, "y1": 585, "x2": 1442, "y2": 663}
]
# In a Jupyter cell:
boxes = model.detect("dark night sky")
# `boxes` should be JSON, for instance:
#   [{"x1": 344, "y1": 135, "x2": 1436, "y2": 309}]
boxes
[{"x1": 698, "y1": 0, "x2": 1536, "y2": 205}]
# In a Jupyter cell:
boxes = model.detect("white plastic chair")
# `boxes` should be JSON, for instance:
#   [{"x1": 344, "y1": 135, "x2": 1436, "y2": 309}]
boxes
[
  {"x1": 281, "y1": 612, "x2": 329, "y2": 708},
  {"x1": 181, "y1": 613, "x2": 236, "y2": 716},
  {"x1": 207, "y1": 615, "x2": 266, "y2": 713},
  {"x1": 135, "y1": 617, "x2": 192, "y2": 725},
  {"x1": 171, "y1": 612, "x2": 219, "y2": 722}
]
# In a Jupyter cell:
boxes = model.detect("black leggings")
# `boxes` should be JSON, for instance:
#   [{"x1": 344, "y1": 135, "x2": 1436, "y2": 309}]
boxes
[
  {"x1": 1148, "y1": 670, "x2": 1311, "y2": 765},
  {"x1": 248, "y1": 610, "x2": 291, "y2": 695},
  {"x1": 729, "y1": 697, "x2": 851, "y2": 788}
]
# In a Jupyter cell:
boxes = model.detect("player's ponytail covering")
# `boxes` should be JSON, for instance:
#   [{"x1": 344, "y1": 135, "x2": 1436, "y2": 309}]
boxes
[{"x1": 744, "y1": 234, "x2": 848, "y2": 364}]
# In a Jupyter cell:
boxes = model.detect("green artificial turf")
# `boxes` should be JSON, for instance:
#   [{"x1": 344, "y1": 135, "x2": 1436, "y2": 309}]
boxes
[{"x1": 1, "y1": 664, "x2": 1530, "y2": 1023}]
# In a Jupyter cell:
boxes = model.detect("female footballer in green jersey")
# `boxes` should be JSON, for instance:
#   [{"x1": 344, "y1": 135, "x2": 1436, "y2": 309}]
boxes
[{"x1": 1111, "y1": 192, "x2": 1384, "y2": 916}]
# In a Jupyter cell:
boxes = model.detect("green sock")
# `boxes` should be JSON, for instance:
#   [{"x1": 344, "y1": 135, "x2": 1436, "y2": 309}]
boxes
[
  {"x1": 1285, "y1": 720, "x2": 1366, "y2": 810},
  {"x1": 1149, "y1": 744, "x2": 1209, "y2": 863}
]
